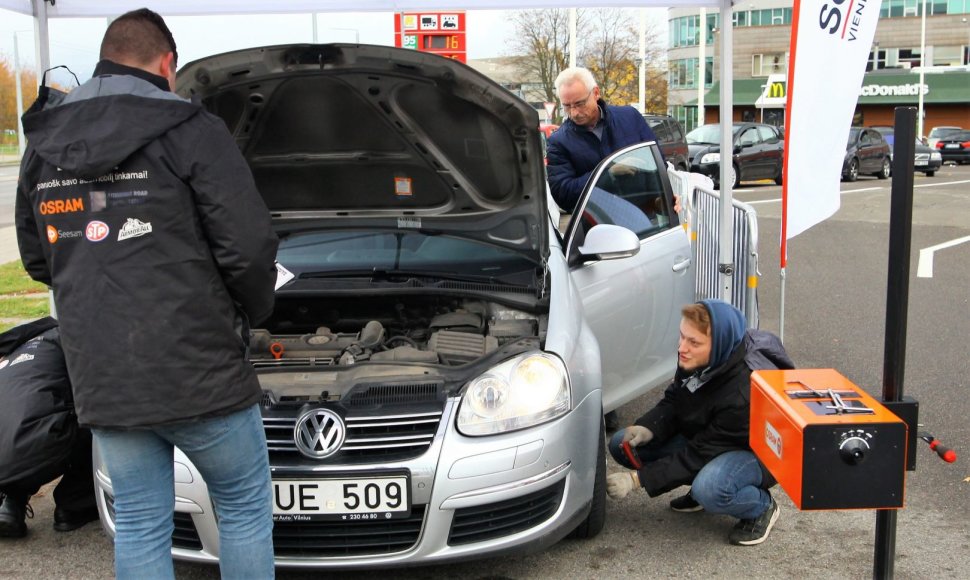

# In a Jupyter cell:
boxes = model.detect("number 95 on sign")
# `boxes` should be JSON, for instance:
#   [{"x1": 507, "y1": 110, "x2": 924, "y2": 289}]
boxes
[{"x1": 272, "y1": 476, "x2": 410, "y2": 521}]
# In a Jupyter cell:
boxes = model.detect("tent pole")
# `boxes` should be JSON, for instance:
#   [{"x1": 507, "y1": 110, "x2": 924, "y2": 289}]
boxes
[{"x1": 718, "y1": 0, "x2": 735, "y2": 302}]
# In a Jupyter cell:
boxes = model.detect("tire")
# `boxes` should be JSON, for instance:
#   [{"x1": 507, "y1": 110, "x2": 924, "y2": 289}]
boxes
[
  {"x1": 568, "y1": 416, "x2": 607, "y2": 539},
  {"x1": 774, "y1": 169, "x2": 784, "y2": 186},
  {"x1": 924, "y1": 170, "x2": 935, "y2": 177},
  {"x1": 731, "y1": 164, "x2": 740, "y2": 189},
  {"x1": 845, "y1": 158, "x2": 859, "y2": 182},
  {"x1": 876, "y1": 157, "x2": 891, "y2": 179}
]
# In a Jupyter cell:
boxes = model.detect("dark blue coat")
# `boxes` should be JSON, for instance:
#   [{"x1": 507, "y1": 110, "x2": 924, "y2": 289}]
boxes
[{"x1": 546, "y1": 101, "x2": 658, "y2": 211}]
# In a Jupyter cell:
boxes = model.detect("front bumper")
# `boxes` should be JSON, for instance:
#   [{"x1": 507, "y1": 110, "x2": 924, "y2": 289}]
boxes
[
  {"x1": 93, "y1": 390, "x2": 602, "y2": 569},
  {"x1": 689, "y1": 161, "x2": 720, "y2": 183}
]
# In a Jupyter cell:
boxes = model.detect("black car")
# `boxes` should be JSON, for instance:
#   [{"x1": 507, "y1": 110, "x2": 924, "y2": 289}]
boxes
[
  {"x1": 914, "y1": 139, "x2": 943, "y2": 176},
  {"x1": 842, "y1": 127, "x2": 891, "y2": 182},
  {"x1": 686, "y1": 122, "x2": 784, "y2": 189},
  {"x1": 935, "y1": 130, "x2": 970, "y2": 165},
  {"x1": 643, "y1": 114, "x2": 689, "y2": 171}
]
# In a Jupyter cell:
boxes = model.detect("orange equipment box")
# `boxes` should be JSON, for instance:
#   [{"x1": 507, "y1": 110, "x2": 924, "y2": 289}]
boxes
[{"x1": 750, "y1": 369, "x2": 907, "y2": 510}]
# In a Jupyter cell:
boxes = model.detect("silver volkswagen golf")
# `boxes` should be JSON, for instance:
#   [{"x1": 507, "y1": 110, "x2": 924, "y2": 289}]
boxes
[{"x1": 93, "y1": 43, "x2": 694, "y2": 569}]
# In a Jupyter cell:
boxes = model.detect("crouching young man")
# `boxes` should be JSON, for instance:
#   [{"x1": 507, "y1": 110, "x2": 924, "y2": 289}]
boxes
[{"x1": 605, "y1": 300, "x2": 793, "y2": 546}]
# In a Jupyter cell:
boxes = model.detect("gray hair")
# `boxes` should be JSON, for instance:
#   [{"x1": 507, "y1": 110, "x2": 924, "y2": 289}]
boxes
[{"x1": 555, "y1": 67, "x2": 598, "y2": 95}]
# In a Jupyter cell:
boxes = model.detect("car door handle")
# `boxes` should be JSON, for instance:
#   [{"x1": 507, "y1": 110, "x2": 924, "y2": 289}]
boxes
[{"x1": 672, "y1": 258, "x2": 691, "y2": 273}]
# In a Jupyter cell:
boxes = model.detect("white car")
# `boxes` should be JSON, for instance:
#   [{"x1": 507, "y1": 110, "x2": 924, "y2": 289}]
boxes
[{"x1": 93, "y1": 43, "x2": 693, "y2": 569}]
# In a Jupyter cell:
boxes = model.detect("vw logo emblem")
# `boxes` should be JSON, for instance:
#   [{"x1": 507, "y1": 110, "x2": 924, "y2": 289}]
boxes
[{"x1": 293, "y1": 408, "x2": 346, "y2": 459}]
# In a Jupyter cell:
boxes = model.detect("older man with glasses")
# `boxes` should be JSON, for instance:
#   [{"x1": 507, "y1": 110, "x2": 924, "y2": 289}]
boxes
[{"x1": 546, "y1": 67, "x2": 660, "y2": 212}]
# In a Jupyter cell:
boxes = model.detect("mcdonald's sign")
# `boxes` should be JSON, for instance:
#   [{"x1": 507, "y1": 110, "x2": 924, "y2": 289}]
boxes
[{"x1": 768, "y1": 81, "x2": 786, "y2": 99}]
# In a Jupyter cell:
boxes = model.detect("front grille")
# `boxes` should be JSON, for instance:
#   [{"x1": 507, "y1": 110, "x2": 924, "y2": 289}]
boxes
[
  {"x1": 447, "y1": 480, "x2": 565, "y2": 545},
  {"x1": 273, "y1": 505, "x2": 426, "y2": 557},
  {"x1": 264, "y1": 410, "x2": 442, "y2": 463},
  {"x1": 105, "y1": 495, "x2": 203, "y2": 551},
  {"x1": 172, "y1": 512, "x2": 204, "y2": 550}
]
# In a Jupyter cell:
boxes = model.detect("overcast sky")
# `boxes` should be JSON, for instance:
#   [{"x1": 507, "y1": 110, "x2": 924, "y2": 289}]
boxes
[{"x1": 1, "y1": 8, "x2": 667, "y2": 88}]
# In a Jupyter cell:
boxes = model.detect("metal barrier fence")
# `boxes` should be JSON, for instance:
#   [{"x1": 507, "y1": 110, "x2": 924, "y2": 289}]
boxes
[{"x1": 667, "y1": 167, "x2": 761, "y2": 329}]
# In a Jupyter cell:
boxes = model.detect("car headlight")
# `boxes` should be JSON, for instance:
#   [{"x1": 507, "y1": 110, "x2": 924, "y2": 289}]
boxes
[
  {"x1": 457, "y1": 352, "x2": 570, "y2": 436},
  {"x1": 931, "y1": 152, "x2": 942, "y2": 160},
  {"x1": 700, "y1": 152, "x2": 720, "y2": 164}
]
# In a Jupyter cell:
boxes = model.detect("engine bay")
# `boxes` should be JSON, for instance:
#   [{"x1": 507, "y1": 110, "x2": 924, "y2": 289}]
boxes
[{"x1": 250, "y1": 295, "x2": 546, "y2": 368}]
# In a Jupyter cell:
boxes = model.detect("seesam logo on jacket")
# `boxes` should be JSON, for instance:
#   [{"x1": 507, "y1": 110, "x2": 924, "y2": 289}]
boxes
[
  {"x1": 117, "y1": 218, "x2": 153, "y2": 241},
  {"x1": 47, "y1": 224, "x2": 82, "y2": 244}
]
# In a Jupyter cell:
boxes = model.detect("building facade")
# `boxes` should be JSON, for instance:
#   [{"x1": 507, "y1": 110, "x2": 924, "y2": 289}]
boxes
[{"x1": 666, "y1": 1, "x2": 970, "y2": 136}]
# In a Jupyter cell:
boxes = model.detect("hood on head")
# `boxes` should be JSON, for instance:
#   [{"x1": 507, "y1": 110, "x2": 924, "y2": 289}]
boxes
[
  {"x1": 175, "y1": 43, "x2": 548, "y2": 264},
  {"x1": 22, "y1": 75, "x2": 199, "y2": 180},
  {"x1": 699, "y1": 299, "x2": 746, "y2": 370}
]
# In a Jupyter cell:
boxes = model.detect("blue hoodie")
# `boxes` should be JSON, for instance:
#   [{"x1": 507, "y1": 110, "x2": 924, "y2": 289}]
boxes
[{"x1": 699, "y1": 299, "x2": 747, "y2": 370}]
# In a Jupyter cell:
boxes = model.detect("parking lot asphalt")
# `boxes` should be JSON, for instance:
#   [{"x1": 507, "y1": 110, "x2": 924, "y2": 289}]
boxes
[{"x1": 1, "y1": 165, "x2": 968, "y2": 579}]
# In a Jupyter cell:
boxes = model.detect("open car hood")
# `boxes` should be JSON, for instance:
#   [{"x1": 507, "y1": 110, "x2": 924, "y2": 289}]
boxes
[{"x1": 176, "y1": 44, "x2": 548, "y2": 264}]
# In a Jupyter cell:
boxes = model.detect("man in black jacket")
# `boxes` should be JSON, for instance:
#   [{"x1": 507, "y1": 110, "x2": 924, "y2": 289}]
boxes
[
  {"x1": 605, "y1": 300, "x2": 793, "y2": 546},
  {"x1": 15, "y1": 9, "x2": 278, "y2": 578},
  {"x1": 0, "y1": 319, "x2": 97, "y2": 538}
]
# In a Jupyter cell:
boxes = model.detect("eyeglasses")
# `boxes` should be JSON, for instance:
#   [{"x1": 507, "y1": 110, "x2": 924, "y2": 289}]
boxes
[{"x1": 561, "y1": 89, "x2": 595, "y2": 112}]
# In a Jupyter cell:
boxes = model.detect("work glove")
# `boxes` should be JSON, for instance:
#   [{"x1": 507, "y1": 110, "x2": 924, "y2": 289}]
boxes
[
  {"x1": 606, "y1": 471, "x2": 640, "y2": 500},
  {"x1": 623, "y1": 425, "x2": 654, "y2": 446}
]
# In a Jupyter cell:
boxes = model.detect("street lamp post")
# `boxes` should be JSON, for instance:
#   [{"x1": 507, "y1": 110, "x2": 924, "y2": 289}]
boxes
[
  {"x1": 917, "y1": 0, "x2": 927, "y2": 138},
  {"x1": 13, "y1": 32, "x2": 27, "y2": 157}
]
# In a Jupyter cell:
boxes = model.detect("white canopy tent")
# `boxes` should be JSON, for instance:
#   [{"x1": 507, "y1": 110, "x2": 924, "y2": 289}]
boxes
[{"x1": 1, "y1": 0, "x2": 739, "y2": 300}]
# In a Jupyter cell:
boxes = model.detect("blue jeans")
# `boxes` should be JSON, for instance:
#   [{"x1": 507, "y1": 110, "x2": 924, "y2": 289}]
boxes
[
  {"x1": 94, "y1": 404, "x2": 274, "y2": 580},
  {"x1": 609, "y1": 430, "x2": 771, "y2": 520}
]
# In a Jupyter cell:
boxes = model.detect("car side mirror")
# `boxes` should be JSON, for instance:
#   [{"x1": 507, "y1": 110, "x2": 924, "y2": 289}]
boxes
[
  {"x1": 734, "y1": 144, "x2": 743, "y2": 154},
  {"x1": 577, "y1": 224, "x2": 640, "y2": 262}
]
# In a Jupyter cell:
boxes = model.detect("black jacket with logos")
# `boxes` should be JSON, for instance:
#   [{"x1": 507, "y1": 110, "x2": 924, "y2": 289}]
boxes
[
  {"x1": 634, "y1": 330, "x2": 794, "y2": 497},
  {"x1": 15, "y1": 61, "x2": 278, "y2": 429}
]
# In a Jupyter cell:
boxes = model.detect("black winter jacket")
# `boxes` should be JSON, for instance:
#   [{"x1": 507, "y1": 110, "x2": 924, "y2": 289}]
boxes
[
  {"x1": 15, "y1": 62, "x2": 278, "y2": 428},
  {"x1": 634, "y1": 330, "x2": 793, "y2": 496}
]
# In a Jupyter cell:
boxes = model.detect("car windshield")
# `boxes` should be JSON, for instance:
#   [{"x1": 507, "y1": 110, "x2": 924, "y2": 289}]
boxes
[
  {"x1": 847, "y1": 127, "x2": 861, "y2": 144},
  {"x1": 686, "y1": 124, "x2": 740, "y2": 145},
  {"x1": 929, "y1": 127, "x2": 962, "y2": 138},
  {"x1": 276, "y1": 230, "x2": 537, "y2": 284},
  {"x1": 941, "y1": 131, "x2": 970, "y2": 142}
]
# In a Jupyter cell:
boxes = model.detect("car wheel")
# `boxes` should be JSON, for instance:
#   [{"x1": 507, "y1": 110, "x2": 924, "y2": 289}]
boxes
[
  {"x1": 846, "y1": 158, "x2": 859, "y2": 182},
  {"x1": 924, "y1": 170, "x2": 935, "y2": 177},
  {"x1": 876, "y1": 157, "x2": 891, "y2": 179},
  {"x1": 731, "y1": 164, "x2": 740, "y2": 189},
  {"x1": 568, "y1": 415, "x2": 606, "y2": 540},
  {"x1": 774, "y1": 169, "x2": 784, "y2": 186}
]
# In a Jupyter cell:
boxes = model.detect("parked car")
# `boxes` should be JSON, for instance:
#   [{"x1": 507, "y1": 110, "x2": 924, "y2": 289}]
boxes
[
  {"x1": 842, "y1": 127, "x2": 891, "y2": 182},
  {"x1": 643, "y1": 113, "x2": 689, "y2": 171},
  {"x1": 872, "y1": 127, "x2": 942, "y2": 176},
  {"x1": 914, "y1": 139, "x2": 943, "y2": 176},
  {"x1": 93, "y1": 44, "x2": 694, "y2": 569},
  {"x1": 935, "y1": 130, "x2": 970, "y2": 165},
  {"x1": 539, "y1": 123, "x2": 559, "y2": 164},
  {"x1": 926, "y1": 126, "x2": 963, "y2": 148},
  {"x1": 686, "y1": 122, "x2": 785, "y2": 189}
]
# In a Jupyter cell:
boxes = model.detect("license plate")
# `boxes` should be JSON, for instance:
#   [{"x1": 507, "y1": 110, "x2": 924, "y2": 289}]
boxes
[
  {"x1": 272, "y1": 475, "x2": 410, "y2": 521},
  {"x1": 915, "y1": 159, "x2": 928, "y2": 166},
  {"x1": 944, "y1": 144, "x2": 959, "y2": 149}
]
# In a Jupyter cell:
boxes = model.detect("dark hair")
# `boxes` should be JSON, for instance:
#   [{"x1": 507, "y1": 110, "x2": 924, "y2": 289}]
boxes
[{"x1": 100, "y1": 8, "x2": 178, "y2": 67}]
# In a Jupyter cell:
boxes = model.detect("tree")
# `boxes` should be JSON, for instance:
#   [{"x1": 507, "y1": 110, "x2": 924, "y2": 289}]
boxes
[
  {"x1": 507, "y1": 9, "x2": 667, "y2": 122},
  {"x1": 507, "y1": 8, "x2": 587, "y2": 119},
  {"x1": 0, "y1": 54, "x2": 39, "y2": 144},
  {"x1": 582, "y1": 9, "x2": 666, "y2": 113}
]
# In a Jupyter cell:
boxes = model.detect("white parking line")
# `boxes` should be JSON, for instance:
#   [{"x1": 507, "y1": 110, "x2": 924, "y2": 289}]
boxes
[
  {"x1": 917, "y1": 235, "x2": 970, "y2": 278},
  {"x1": 743, "y1": 186, "x2": 885, "y2": 205},
  {"x1": 914, "y1": 179, "x2": 970, "y2": 189},
  {"x1": 740, "y1": 178, "x2": 970, "y2": 205}
]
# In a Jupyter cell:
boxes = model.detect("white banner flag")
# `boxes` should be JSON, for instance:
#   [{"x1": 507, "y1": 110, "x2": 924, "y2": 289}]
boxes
[{"x1": 782, "y1": 0, "x2": 883, "y2": 249}]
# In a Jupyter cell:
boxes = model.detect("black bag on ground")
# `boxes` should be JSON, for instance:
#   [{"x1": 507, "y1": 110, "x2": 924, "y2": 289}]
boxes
[{"x1": 0, "y1": 317, "x2": 76, "y2": 487}]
